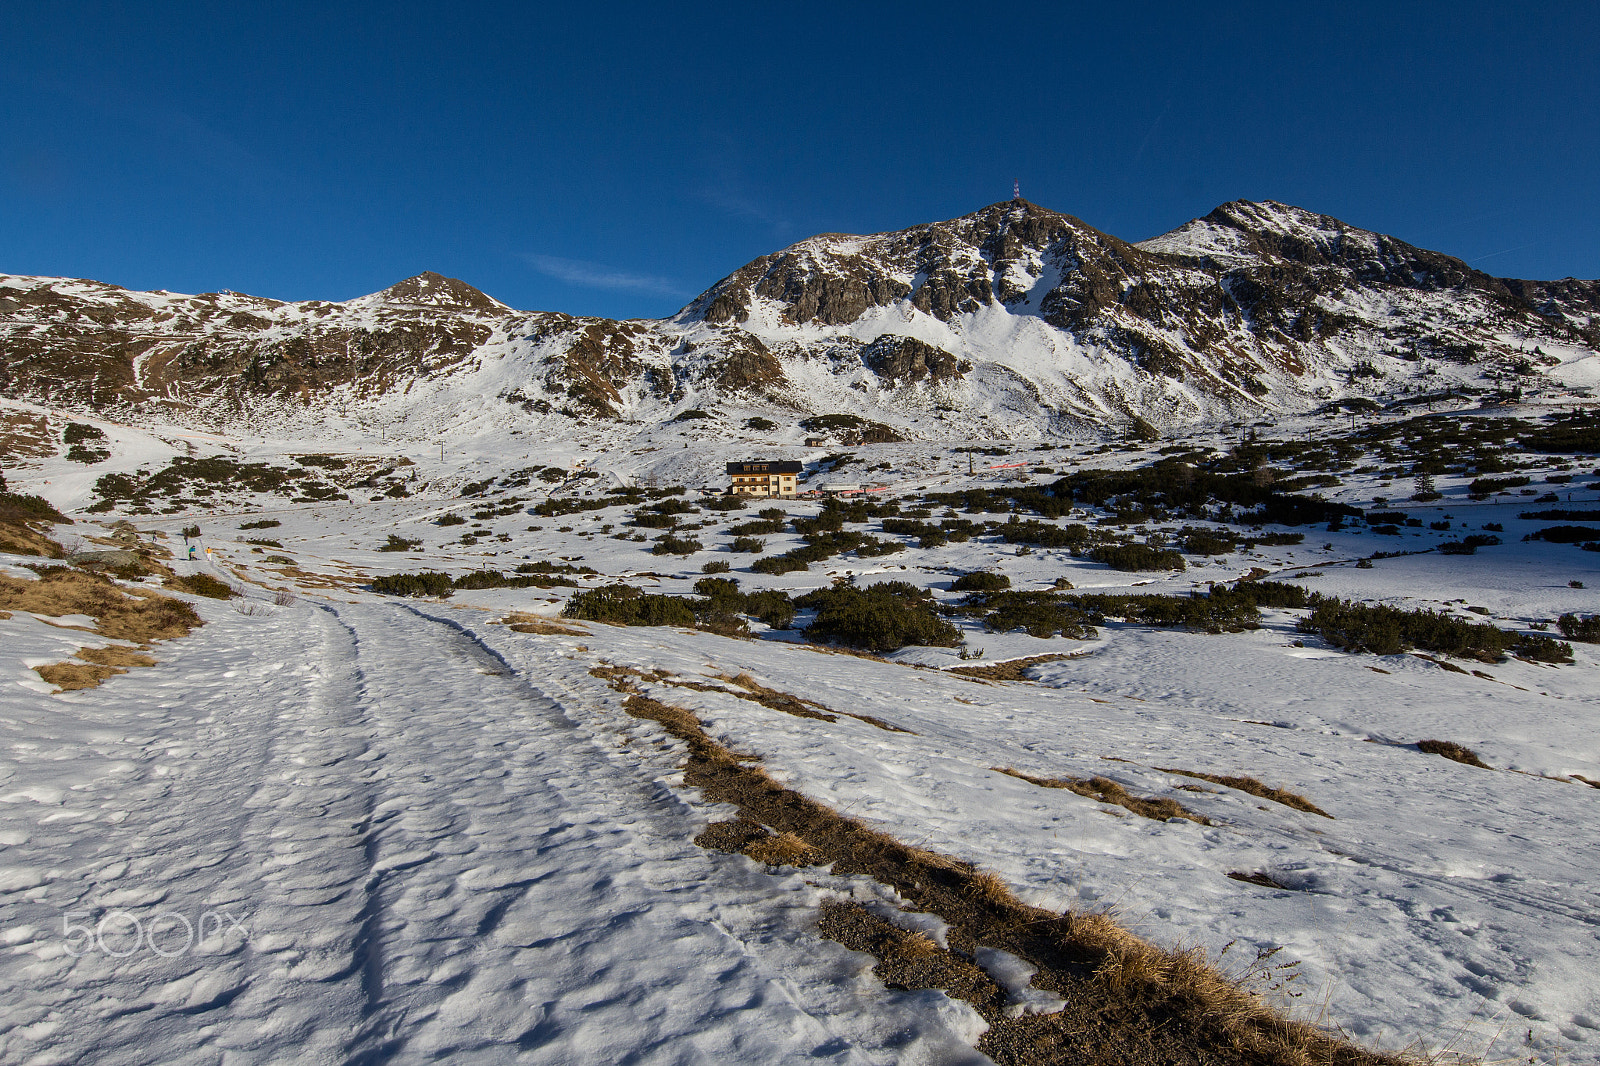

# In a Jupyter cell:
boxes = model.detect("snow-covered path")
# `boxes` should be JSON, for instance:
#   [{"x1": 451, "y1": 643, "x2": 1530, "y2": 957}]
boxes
[{"x1": 0, "y1": 600, "x2": 981, "y2": 1065}]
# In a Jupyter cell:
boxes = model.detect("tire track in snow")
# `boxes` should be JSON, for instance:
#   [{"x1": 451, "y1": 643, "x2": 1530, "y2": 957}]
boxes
[
  {"x1": 319, "y1": 602, "x2": 882, "y2": 1066},
  {"x1": 1, "y1": 598, "x2": 969, "y2": 1065}
]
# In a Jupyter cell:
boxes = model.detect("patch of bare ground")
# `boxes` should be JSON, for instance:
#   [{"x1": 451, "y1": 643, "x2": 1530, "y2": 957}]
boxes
[
  {"x1": 595, "y1": 666, "x2": 1400, "y2": 1066},
  {"x1": 994, "y1": 767, "x2": 1212, "y2": 825},
  {"x1": 0, "y1": 411, "x2": 54, "y2": 460},
  {"x1": 1227, "y1": 871, "x2": 1291, "y2": 890},
  {"x1": 1572, "y1": 774, "x2": 1600, "y2": 790},
  {"x1": 1411, "y1": 654, "x2": 1467, "y2": 675},
  {"x1": 495, "y1": 611, "x2": 589, "y2": 636},
  {"x1": 949, "y1": 653, "x2": 1080, "y2": 682},
  {"x1": 0, "y1": 567, "x2": 201, "y2": 642},
  {"x1": 1416, "y1": 740, "x2": 1491, "y2": 769},
  {"x1": 663, "y1": 671, "x2": 912, "y2": 733},
  {"x1": 1156, "y1": 769, "x2": 1332, "y2": 819}
]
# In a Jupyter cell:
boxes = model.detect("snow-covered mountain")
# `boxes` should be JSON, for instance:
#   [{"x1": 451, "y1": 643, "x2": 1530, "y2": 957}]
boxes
[{"x1": 4, "y1": 200, "x2": 1597, "y2": 438}]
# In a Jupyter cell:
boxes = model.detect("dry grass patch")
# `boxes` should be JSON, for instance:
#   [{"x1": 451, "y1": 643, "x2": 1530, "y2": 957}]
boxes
[
  {"x1": 599, "y1": 668, "x2": 1395, "y2": 1066},
  {"x1": 34, "y1": 644, "x2": 159, "y2": 692},
  {"x1": 35, "y1": 661, "x2": 121, "y2": 691},
  {"x1": 743, "y1": 830, "x2": 825, "y2": 867},
  {"x1": 949, "y1": 653, "x2": 1077, "y2": 682},
  {"x1": 77, "y1": 646, "x2": 157, "y2": 669},
  {"x1": 720, "y1": 672, "x2": 912, "y2": 733},
  {"x1": 497, "y1": 611, "x2": 588, "y2": 636},
  {"x1": 164, "y1": 572, "x2": 237, "y2": 599},
  {"x1": 0, "y1": 567, "x2": 201, "y2": 642},
  {"x1": 995, "y1": 767, "x2": 1212, "y2": 825},
  {"x1": 1416, "y1": 739, "x2": 1491, "y2": 769},
  {"x1": 1156, "y1": 768, "x2": 1332, "y2": 818}
]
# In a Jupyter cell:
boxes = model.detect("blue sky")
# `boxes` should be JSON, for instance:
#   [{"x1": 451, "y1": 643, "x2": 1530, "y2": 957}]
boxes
[{"x1": 4, "y1": 2, "x2": 1597, "y2": 319}]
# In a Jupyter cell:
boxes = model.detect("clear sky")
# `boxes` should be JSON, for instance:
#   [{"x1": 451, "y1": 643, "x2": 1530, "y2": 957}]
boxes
[{"x1": 4, "y1": 2, "x2": 1597, "y2": 320}]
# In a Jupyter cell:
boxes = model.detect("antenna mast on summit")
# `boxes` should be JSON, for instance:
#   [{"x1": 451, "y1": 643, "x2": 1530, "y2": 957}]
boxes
[{"x1": 1013, "y1": 180, "x2": 1021, "y2": 201}]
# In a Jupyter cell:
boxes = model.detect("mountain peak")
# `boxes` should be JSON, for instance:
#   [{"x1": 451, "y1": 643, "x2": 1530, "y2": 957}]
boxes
[{"x1": 360, "y1": 271, "x2": 507, "y2": 311}]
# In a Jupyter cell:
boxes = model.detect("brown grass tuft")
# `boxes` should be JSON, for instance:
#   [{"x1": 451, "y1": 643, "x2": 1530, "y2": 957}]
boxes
[
  {"x1": 743, "y1": 830, "x2": 824, "y2": 867},
  {"x1": 76, "y1": 646, "x2": 157, "y2": 669},
  {"x1": 0, "y1": 568, "x2": 201, "y2": 643},
  {"x1": 948, "y1": 653, "x2": 1077, "y2": 681},
  {"x1": 994, "y1": 767, "x2": 1212, "y2": 825},
  {"x1": 1156, "y1": 768, "x2": 1333, "y2": 818},
  {"x1": 34, "y1": 643, "x2": 159, "y2": 692},
  {"x1": 1417, "y1": 739, "x2": 1491, "y2": 769},
  {"x1": 163, "y1": 573, "x2": 237, "y2": 599},
  {"x1": 499, "y1": 611, "x2": 588, "y2": 636},
  {"x1": 35, "y1": 661, "x2": 121, "y2": 690},
  {"x1": 619, "y1": 688, "x2": 1397, "y2": 1066}
]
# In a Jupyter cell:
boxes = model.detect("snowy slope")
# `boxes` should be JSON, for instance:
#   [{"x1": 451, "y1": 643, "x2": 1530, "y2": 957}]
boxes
[
  {"x1": 4, "y1": 199, "x2": 1598, "y2": 444},
  {"x1": 3, "y1": 391, "x2": 1599, "y2": 1063}
]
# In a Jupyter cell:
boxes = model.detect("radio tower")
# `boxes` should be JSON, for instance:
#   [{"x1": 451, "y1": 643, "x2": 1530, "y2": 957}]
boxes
[{"x1": 1013, "y1": 180, "x2": 1021, "y2": 202}]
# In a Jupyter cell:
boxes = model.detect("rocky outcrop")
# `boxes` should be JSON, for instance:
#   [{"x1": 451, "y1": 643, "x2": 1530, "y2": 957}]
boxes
[{"x1": 862, "y1": 335, "x2": 967, "y2": 385}]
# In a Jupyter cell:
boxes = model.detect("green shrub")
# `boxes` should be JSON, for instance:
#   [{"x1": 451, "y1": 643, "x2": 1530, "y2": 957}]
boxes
[
  {"x1": 62, "y1": 423, "x2": 106, "y2": 445},
  {"x1": 1529, "y1": 525, "x2": 1600, "y2": 544},
  {"x1": 1470, "y1": 475, "x2": 1531, "y2": 493},
  {"x1": 436, "y1": 513, "x2": 467, "y2": 526},
  {"x1": 745, "y1": 589, "x2": 796, "y2": 629},
  {"x1": 1182, "y1": 531, "x2": 1237, "y2": 555},
  {"x1": 563, "y1": 585, "x2": 697, "y2": 627},
  {"x1": 750, "y1": 553, "x2": 808, "y2": 575},
  {"x1": 1229, "y1": 581, "x2": 1311, "y2": 609},
  {"x1": 728, "y1": 519, "x2": 786, "y2": 536},
  {"x1": 239, "y1": 519, "x2": 280, "y2": 530},
  {"x1": 371, "y1": 571, "x2": 454, "y2": 598},
  {"x1": 379, "y1": 534, "x2": 420, "y2": 551},
  {"x1": 744, "y1": 416, "x2": 778, "y2": 431},
  {"x1": 797, "y1": 581, "x2": 961, "y2": 652},
  {"x1": 1298, "y1": 598, "x2": 1571, "y2": 662},
  {"x1": 975, "y1": 591, "x2": 1096, "y2": 639},
  {"x1": 799, "y1": 414, "x2": 865, "y2": 431},
  {"x1": 702, "y1": 496, "x2": 746, "y2": 511},
  {"x1": 1557, "y1": 614, "x2": 1600, "y2": 643},
  {"x1": 996, "y1": 519, "x2": 1093, "y2": 549},
  {"x1": 701, "y1": 559, "x2": 732, "y2": 573},
  {"x1": 0, "y1": 492, "x2": 70, "y2": 524},
  {"x1": 651, "y1": 534, "x2": 703, "y2": 556},
  {"x1": 730, "y1": 536, "x2": 766, "y2": 553},
  {"x1": 757, "y1": 507, "x2": 786, "y2": 520},
  {"x1": 452, "y1": 570, "x2": 575, "y2": 590},
  {"x1": 950, "y1": 571, "x2": 1010, "y2": 592},
  {"x1": 1088, "y1": 543, "x2": 1186, "y2": 571}
]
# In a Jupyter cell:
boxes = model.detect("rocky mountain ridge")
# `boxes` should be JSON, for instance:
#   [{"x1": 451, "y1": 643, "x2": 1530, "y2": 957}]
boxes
[{"x1": 3, "y1": 200, "x2": 1597, "y2": 439}]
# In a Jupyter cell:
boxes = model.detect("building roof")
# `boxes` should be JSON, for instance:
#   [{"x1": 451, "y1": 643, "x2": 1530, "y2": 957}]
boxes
[{"x1": 726, "y1": 460, "x2": 802, "y2": 475}]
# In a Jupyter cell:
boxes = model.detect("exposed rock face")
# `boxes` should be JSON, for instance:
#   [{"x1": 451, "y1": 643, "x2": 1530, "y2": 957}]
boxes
[
  {"x1": 709, "y1": 332, "x2": 784, "y2": 390},
  {"x1": 3, "y1": 199, "x2": 1596, "y2": 435},
  {"x1": 0, "y1": 274, "x2": 506, "y2": 407},
  {"x1": 862, "y1": 335, "x2": 967, "y2": 385}
]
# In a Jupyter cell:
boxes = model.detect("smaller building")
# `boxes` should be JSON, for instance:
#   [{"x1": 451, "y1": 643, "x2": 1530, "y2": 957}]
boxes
[{"x1": 726, "y1": 460, "x2": 802, "y2": 497}]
